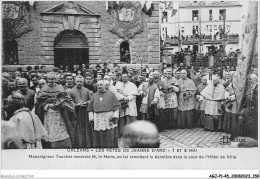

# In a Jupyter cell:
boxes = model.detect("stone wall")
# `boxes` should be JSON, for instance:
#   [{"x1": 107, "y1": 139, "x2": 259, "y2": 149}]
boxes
[
  {"x1": 16, "y1": 1, "x2": 60, "y2": 65},
  {"x1": 78, "y1": 1, "x2": 160, "y2": 65},
  {"x1": 11, "y1": 1, "x2": 160, "y2": 67},
  {"x1": 40, "y1": 13, "x2": 100, "y2": 64}
]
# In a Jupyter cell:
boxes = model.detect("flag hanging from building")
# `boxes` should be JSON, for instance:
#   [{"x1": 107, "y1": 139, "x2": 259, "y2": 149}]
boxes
[
  {"x1": 233, "y1": 1, "x2": 258, "y2": 111},
  {"x1": 141, "y1": 1, "x2": 154, "y2": 17},
  {"x1": 146, "y1": 3, "x2": 154, "y2": 16},
  {"x1": 106, "y1": 1, "x2": 154, "y2": 17},
  {"x1": 171, "y1": 9, "x2": 177, "y2": 17},
  {"x1": 141, "y1": 2, "x2": 147, "y2": 14}
]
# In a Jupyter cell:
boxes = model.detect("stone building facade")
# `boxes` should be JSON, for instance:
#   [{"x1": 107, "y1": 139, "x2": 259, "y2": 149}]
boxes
[
  {"x1": 160, "y1": 1, "x2": 242, "y2": 54},
  {"x1": 2, "y1": 1, "x2": 160, "y2": 71}
]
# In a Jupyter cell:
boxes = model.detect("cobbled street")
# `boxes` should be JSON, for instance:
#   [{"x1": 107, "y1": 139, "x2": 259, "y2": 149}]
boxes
[
  {"x1": 159, "y1": 128, "x2": 232, "y2": 148},
  {"x1": 119, "y1": 128, "x2": 233, "y2": 148}
]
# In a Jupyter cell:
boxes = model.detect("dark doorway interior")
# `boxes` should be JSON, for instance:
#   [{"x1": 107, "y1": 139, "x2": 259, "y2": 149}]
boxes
[
  {"x1": 54, "y1": 30, "x2": 89, "y2": 71},
  {"x1": 120, "y1": 41, "x2": 130, "y2": 63},
  {"x1": 3, "y1": 40, "x2": 18, "y2": 65},
  {"x1": 54, "y1": 48, "x2": 88, "y2": 72}
]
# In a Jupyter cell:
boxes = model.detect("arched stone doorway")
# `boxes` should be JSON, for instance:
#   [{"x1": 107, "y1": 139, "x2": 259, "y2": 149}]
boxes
[
  {"x1": 40, "y1": 2, "x2": 100, "y2": 67},
  {"x1": 54, "y1": 30, "x2": 89, "y2": 72}
]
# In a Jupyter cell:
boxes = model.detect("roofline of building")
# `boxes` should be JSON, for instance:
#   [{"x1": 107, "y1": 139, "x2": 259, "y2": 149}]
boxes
[
  {"x1": 40, "y1": 12, "x2": 100, "y2": 17},
  {"x1": 162, "y1": 40, "x2": 239, "y2": 46},
  {"x1": 41, "y1": 2, "x2": 100, "y2": 17}
]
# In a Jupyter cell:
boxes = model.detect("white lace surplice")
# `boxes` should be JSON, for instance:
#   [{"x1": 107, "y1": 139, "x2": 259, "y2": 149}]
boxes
[
  {"x1": 204, "y1": 100, "x2": 221, "y2": 116},
  {"x1": 116, "y1": 81, "x2": 138, "y2": 117},
  {"x1": 165, "y1": 92, "x2": 178, "y2": 108},
  {"x1": 93, "y1": 110, "x2": 119, "y2": 131},
  {"x1": 43, "y1": 109, "x2": 70, "y2": 142},
  {"x1": 199, "y1": 99, "x2": 207, "y2": 110}
]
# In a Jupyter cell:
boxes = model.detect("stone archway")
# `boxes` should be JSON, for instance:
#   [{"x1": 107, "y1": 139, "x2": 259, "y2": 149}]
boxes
[
  {"x1": 40, "y1": 2, "x2": 100, "y2": 65},
  {"x1": 54, "y1": 30, "x2": 89, "y2": 71}
]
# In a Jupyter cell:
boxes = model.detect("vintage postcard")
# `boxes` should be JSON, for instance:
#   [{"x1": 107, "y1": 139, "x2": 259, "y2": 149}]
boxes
[{"x1": 1, "y1": 1, "x2": 258, "y2": 178}]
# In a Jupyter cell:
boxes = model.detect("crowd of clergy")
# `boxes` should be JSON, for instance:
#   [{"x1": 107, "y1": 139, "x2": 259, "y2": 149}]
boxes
[{"x1": 1, "y1": 63, "x2": 258, "y2": 149}]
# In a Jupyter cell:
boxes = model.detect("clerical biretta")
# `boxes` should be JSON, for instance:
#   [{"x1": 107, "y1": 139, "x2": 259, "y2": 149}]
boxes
[{"x1": 87, "y1": 80, "x2": 120, "y2": 148}]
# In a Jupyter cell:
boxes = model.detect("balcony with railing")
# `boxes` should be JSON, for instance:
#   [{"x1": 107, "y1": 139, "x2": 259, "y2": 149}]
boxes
[
  {"x1": 164, "y1": 36, "x2": 180, "y2": 45},
  {"x1": 163, "y1": 34, "x2": 239, "y2": 46},
  {"x1": 179, "y1": 1, "x2": 241, "y2": 8}
]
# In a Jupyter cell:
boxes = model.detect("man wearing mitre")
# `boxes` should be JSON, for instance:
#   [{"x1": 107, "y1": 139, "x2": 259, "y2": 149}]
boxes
[{"x1": 87, "y1": 80, "x2": 120, "y2": 148}]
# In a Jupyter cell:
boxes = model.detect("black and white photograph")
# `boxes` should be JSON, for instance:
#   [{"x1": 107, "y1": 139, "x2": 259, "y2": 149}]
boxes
[
  {"x1": 0, "y1": 0, "x2": 259, "y2": 178},
  {"x1": 159, "y1": 1, "x2": 258, "y2": 148},
  {"x1": 1, "y1": 1, "x2": 160, "y2": 150}
]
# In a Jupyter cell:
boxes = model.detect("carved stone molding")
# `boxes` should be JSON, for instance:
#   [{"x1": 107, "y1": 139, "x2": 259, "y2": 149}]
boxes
[
  {"x1": 3, "y1": 1, "x2": 33, "y2": 41},
  {"x1": 109, "y1": 1, "x2": 144, "y2": 40}
]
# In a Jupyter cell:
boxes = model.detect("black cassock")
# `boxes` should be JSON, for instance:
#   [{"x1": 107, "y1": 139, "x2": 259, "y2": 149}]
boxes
[{"x1": 68, "y1": 86, "x2": 93, "y2": 148}]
